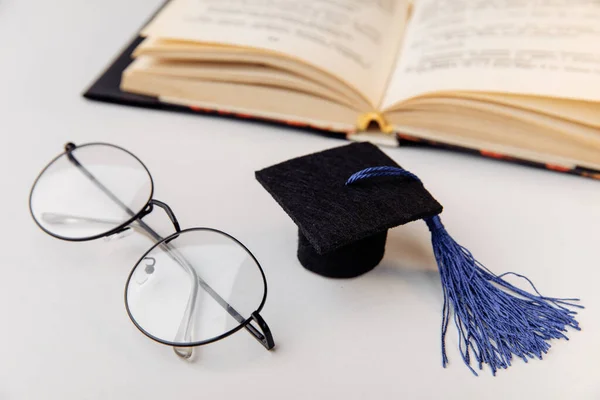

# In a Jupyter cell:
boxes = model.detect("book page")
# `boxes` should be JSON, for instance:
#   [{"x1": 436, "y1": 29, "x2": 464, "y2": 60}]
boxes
[
  {"x1": 143, "y1": 0, "x2": 409, "y2": 107},
  {"x1": 382, "y1": 0, "x2": 600, "y2": 110}
]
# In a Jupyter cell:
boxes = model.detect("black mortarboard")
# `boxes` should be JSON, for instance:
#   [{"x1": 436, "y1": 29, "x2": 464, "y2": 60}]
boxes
[
  {"x1": 255, "y1": 142, "x2": 442, "y2": 278},
  {"x1": 256, "y1": 142, "x2": 581, "y2": 376}
]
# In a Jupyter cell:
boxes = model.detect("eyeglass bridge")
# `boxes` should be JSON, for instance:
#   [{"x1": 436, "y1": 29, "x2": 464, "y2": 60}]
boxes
[{"x1": 138, "y1": 199, "x2": 182, "y2": 233}]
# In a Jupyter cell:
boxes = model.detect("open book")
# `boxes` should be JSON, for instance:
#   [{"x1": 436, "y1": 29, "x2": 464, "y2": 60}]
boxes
[{"x1": 92, "y1": 0, "x2": 600, "y2": 177}]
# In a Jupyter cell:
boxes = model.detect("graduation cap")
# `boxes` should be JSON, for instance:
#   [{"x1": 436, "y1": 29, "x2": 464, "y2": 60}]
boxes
[{"x1": 256, "y1": 142, "x2": 581, "y2": 375}]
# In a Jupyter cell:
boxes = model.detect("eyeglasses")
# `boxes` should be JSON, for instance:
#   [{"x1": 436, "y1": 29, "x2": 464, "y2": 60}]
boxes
[{"x1": 29, "y1": 142, "x2": 275, "y2": 359}]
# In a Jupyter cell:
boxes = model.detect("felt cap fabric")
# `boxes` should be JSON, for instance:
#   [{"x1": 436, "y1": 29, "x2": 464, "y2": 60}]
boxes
[{"x1": 255, "y1": 142, "x2": 442, "y2": 277}]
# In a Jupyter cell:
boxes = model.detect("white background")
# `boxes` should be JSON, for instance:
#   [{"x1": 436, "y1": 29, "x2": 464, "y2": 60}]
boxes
[{"x1": 1, "y1": 0, "x2": 599, "y2": 399}]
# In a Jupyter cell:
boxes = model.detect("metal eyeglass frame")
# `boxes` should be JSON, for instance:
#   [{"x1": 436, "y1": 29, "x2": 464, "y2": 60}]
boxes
[{"x1": 29, "y1": 142, "x2": 275, "y2": 359}]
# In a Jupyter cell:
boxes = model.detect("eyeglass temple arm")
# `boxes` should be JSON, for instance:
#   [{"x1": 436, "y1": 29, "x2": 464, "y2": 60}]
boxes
[
  {"x1": 65, "y1": 143, "x2": 137, "y2": 218},
  {"x1": 158, "y1": 239, "x2": 274, "y2": 356},
  {"x1": 190, "y1": 268, "x2": 274, "y2": 350},
  {"x1": 64, "y1": 143, "x2": 274, "y2": 354},
  {"x1": 40, "y1": 200, "x2": 180, "y2": 238}
]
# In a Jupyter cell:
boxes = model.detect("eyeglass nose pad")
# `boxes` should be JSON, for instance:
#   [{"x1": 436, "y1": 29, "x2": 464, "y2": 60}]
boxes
[
  {"x1": 173, "y1": 347, "x2": 193, "y2": 359},
  {"x1": 134, "y1": 257, "x2": 156, "y2": 285}
]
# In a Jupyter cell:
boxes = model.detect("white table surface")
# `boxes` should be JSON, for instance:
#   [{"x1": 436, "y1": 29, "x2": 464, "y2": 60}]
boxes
[{"x1": 1, "y1": 1, "x2": 599, "y2": 399}]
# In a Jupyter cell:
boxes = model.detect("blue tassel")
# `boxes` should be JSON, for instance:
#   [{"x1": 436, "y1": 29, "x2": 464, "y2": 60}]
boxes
[{"x1": 347, "y1": 166, "x2": 582, "y2": 375}]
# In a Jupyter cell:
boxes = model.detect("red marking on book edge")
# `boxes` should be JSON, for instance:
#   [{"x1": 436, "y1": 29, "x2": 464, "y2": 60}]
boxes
[
  {"x1": 186, "y1": 106, "x2": 392, "y2": 135},
  {"x1": 286, "y1": 120, "x2": 307, "y2": 127},
  {"x1": 480, "y1": 150, "x2": 510, "y2": 160},
  {"x1": 397, "y1": 133, "x2": 421, "y2": 142},
  {"x1": 545, "y1": 164, "x2": 571, "y2": 172},
  {"x1": 582, "y1": 171, "x2": 600, "y2": 180}
]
